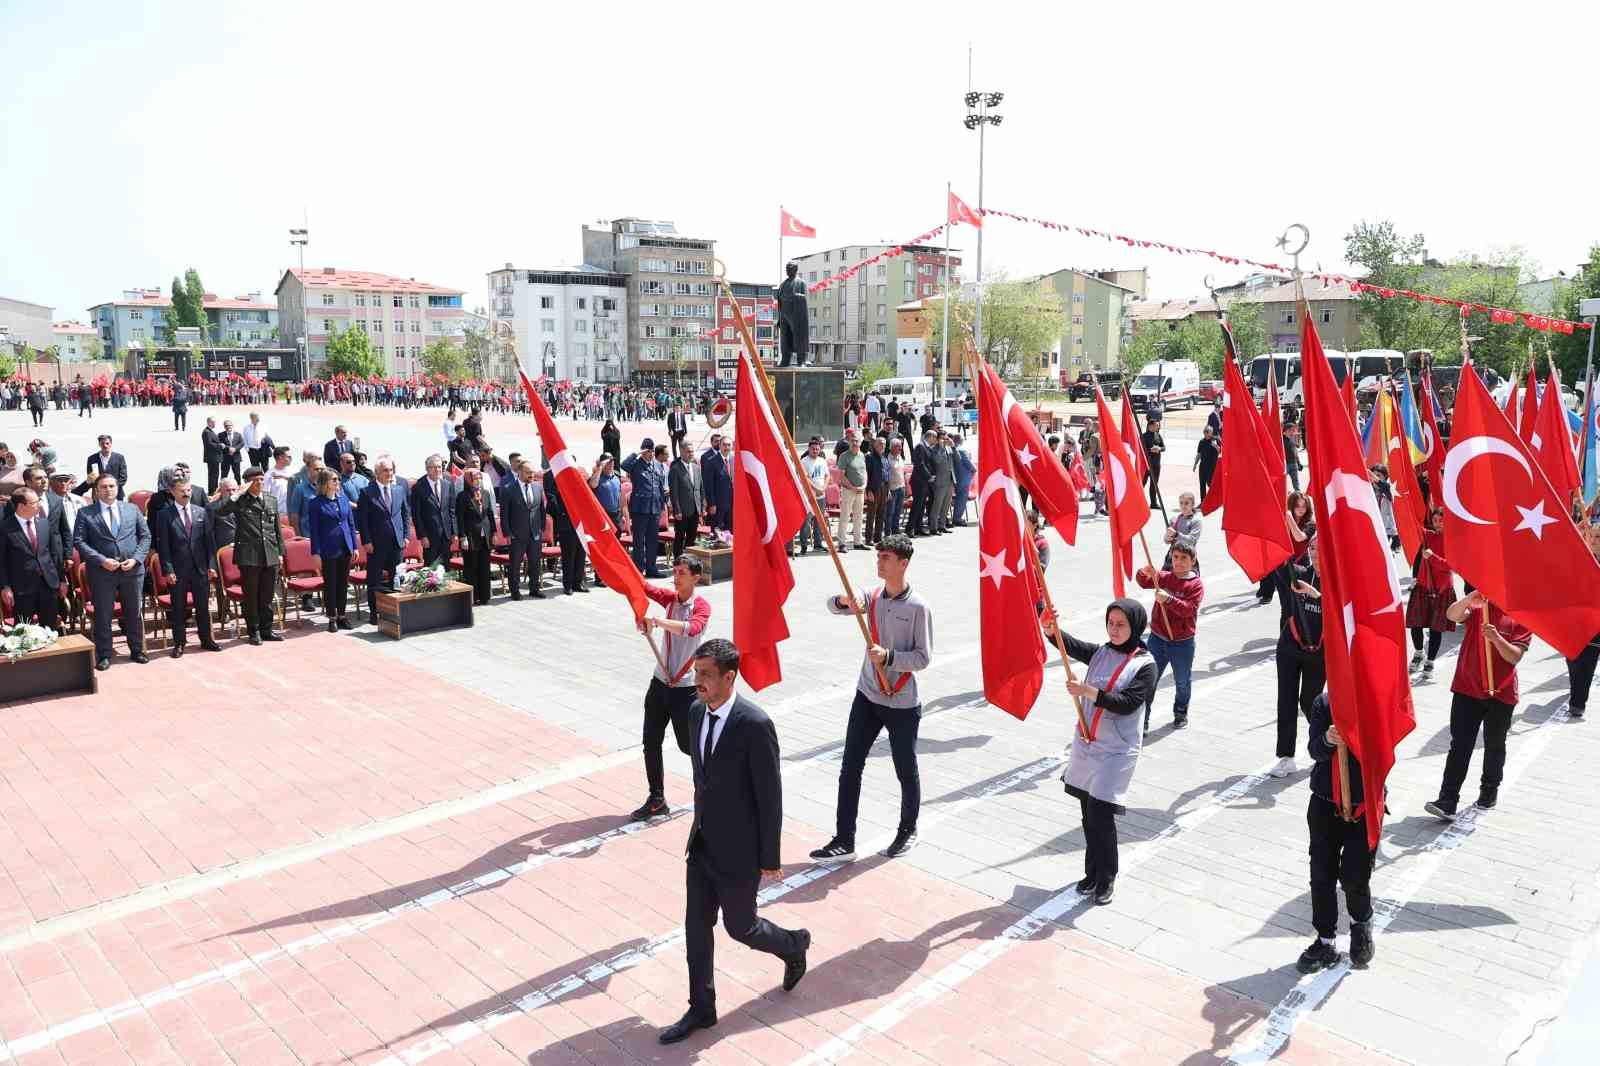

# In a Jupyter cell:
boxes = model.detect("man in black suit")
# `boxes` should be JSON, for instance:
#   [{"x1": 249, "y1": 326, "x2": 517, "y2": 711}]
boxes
[
  {"x1": 323, "y1": 425, "x2": 355, "y2": 470},
  {"x1": 219, "y1": 419, "x2": 244, "y2": 483},
  {"x1": 667, "y1": 443, "x2": 704, "y2": 560},
  {"x1": 85, "y1": 435, "x2": 128, "y2": 500},
  {"x1": 0, "y1": 487, "x2": 66, "y2": 630},
  {"x1": 908, "y1": 430, "x2": 937, "y2": 536},
  {"x1": 357, "y1": 458, "x2": 411, "y2": 618},
  {"x1": 73, "y1": 473, "x2": 151, "y2": 669},
  {"x1": 408, "y1": 454, "x2": 456, "y2": 569},
  {"x1": 172, "y1": 382, "x2": 189, "y2": 432},
  {"x1": 666, "y1": 403, "x2": 689, "y2": 450},
  {"x1": 497, "y1": 459, "x2": 545, "y2": 600},
  {"x1": 544, "y1": 465, "x2": 587, "y2": 595},
  {"x1": 156, "y1": 475, "x2": 222, "y2": 657},
  {"x1": 200, "y1": 418, "x2": 224, "y2": 494},
  {"x1": 660, "y1": 638, "x2": 810, "y2": 1045}
]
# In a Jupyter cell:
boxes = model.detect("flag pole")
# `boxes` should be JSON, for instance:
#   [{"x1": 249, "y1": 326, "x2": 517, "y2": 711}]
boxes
[
  {"x1": 1135, "y1": 529, "x2": 1173, "y2": 633},
  {"x1": 1020, "y1": 523, "x2": 1090, "y2": 737},
  {"x1": 643, "y1": 628, "x2": 670, "y2": 675},
  {"x1": 714, "y1": 267, "x2": 891, "y2": 693},
  {"x1": 941, "y1": 184, "x2": 952, "y2": 402},
  {"x1": 1336, "y1": 742, "x2": 1355, "y2": 821},
  {"x1": 778, "y1": 204, "x2": 785, "y2": 290}
]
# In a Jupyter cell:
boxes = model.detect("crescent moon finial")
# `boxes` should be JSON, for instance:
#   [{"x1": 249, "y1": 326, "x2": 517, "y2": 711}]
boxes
[{"x1": 1275, "y1": 224, "x2": 1310, "y2": 274}]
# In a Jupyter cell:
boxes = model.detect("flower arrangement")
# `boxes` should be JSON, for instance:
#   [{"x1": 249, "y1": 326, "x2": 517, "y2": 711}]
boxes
[
  {"x1": 395, "y1": 562, "x2": 450, "y2": 596},
  {"x1": 1, "y1": 623, "x2": 59, "y2": 661}
]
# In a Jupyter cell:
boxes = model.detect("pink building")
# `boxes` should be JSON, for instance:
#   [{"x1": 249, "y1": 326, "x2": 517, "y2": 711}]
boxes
[{"x1": 275, "y1": 267, "x2": 466, "y2": 378}]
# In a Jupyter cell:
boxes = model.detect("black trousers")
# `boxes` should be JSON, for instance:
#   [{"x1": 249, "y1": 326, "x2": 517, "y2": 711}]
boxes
[
  {"x1": 1307, "y1": 794, "x2": 1373, "y2": 938},
  {"x1": 30, "y1": 407, "x2": 43, "y2": 427},
  {"x1": 462, "y1": 545, "x2": 492, "y2": 604},
  {"x1": 1147, "y1": 465, "x2": 1162, "y2": 507},
  {"x1": 1276, "y1": 636, "x2": 1326, "y2": 758},
  {"x1": 558, "y1": 527, "x2": 587, "y2": 591},
  {"x1": 1080, "y1": 794, "x2": 1119, "y2": 888},
  {"x1": 908, "y1": 483, "x2": 928, "y2": 535},
  {"x1": 323, "y1": 553, "x2": 351, "y2": 618},
  {"x1": 238, "y1": 564, "x2": 277, "y2": 636},
  {"x1": 173, "y1": 408, "x2": 187, "y2": 431},
  {"x1": 643, "y1": 677, "x2": 696, "y2": 798},
  {"x1": 169, "y1": 569, "x2": 213, "y2": 645},
  {"x1": 87, "y1": 569, "x2": 143, "y2": 659},
  {"x1": 205, "y1": 460, "x2": 221, "y2": 495},
  {"x1": 506, "y1": 534, "x2": 539, "y2": 597},
  {"x1": 1439, "y1": 693, "x2": 1512, "y2": 805},
  {"x1": 835, "y1": 691, "x2": 921, "y2": 843},
  {"x1": 1410, "y1": 627, "x2": 1444, "y2": 660},
  {"x1": 684, "y1": 843, "x2": 804, "y2": 1016},
  {"x1": 1568, "y1": 640, "x2": 1600, "y2": 713},
  {"x1": 1198, "y1": 466, "x2": 1215, "y2": 502},
  {"x1": 223, "y1": 454, "x2": 241, "y2": 482},
  {"x1": 865, "y1": 490, "x2": 889, "y2": 543},
  {"x1": 13, "y1": 583, "x2": 60, "y2": 630},
  {"x1": 672, "y1": 510, "x2": 699, "y2": 560},
  {"x1": 366, "y1": 545, "x2": 401, "y2": 615}
]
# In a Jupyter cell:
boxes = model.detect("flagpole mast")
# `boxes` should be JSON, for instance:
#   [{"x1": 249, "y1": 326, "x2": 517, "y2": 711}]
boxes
[
  {"x1": 715, "y1": 267, "x2": 891, "y2": 692},
  {"x1": 1459, "y1": 314, "x2": 1496, "y2": 695},
  {"x1": 1021, "y1": 523, "x2": 1091, "y2": 738},
  {"x1": 941, "y1": 182, "x2": 952, "y2": 401},
  {"x1": 778, "y1": 204, "x2": 785, "y2": 298}
]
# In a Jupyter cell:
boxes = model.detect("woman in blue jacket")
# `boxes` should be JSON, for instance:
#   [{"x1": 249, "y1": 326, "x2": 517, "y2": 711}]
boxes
[{"x1": 304, "y1": 468, "x2": 359, "y2": 632}]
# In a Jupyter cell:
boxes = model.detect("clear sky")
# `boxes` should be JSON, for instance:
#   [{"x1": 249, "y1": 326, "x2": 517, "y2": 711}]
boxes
[{"x1": 3, "y1": 0, "x2": 1593, "y2": 324}]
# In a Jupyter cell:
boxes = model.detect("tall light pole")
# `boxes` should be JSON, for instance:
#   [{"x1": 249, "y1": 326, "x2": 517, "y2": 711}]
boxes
[
  {"x1": 289, "y1": 224, "x2": 308, "y2": 273},
  {"x1": 963, "y1": 89, "x2": 1003, "y2": 361}
]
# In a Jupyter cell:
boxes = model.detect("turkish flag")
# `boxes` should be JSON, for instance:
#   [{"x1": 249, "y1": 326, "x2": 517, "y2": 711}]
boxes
[
  {"x1": 780, "y1": 210, "x2": 816, "y2": 239},
  {"x1": 1503, "y1": 373, "x2": 1521, "y2": 433},
  {"x1": 1531, "y1": 370, "x2": 1581, "y2": 505},
  {"x1": 1118, "y1": 391, "x2": 1150, "y2": 486},
  {"x1": 1299, "y1": 302, "x2": 1415, "y2": 851},
  {"x1": 1418, "y1": 373, "x2": 1446, "y2": 497},
  {"x1": 979, "y1": 359, "x2": 1078, "y2": 545},
  {"x1": 1443, "y1": 362, "x2": 1600, "y2": 658},
  {"x1": 1095, "y1": 384, "x2": 1151, "y2": 596},
  {"x1": 976, "y1": 356, "x2": 1046, "y2": 719},
  {"x1": 1341, "y1": 367, "x2": 1359, "y2": 428},
  {"x1": 732, "y1": 348, "x2": 811, "y2": 689},
  {"x1": 1260, "y1": 357, "x2": 1286, "y2": 473},
  {"x1": 518, "y1": 369, "x2": 649, "y2": 623},
  {"x1": 1520, "y1": 363, "x2": 1540, "y2": 447},
  {"x1": 949, "y1": 191, "x2": 983, "y2": 228},
  {"x1": 1382, "y1": 389, "x2": 1428, "y2": 565},
  {"x1": 1211, "y1": 343, "x2": 1294, "y2": 580}
]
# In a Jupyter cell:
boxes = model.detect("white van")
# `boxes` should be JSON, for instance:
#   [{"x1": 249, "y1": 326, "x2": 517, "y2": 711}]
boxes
[
  {"x1": 1128, "y1": 360, "x2": 1200, "y2": 412},
  {"x1": 874, "y1": 376, "x2": 935, "y2": 411}
]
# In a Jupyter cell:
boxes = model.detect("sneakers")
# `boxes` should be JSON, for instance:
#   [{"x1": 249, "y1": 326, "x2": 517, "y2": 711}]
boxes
[
  {"x1": 1173, "y1": 713, "x2": 1189, "y2": 730},
  {"x1": 1297, "y1": 938, "x2": 1341, "y2": 974},
  {"x1": 808, "y1": 839, "x2": 857, "y2": 863},
  {"x1": 1423, "y1": 798, "x2": 1457, "y2": 821},
  {"x1": 884, "y1": 829, "x2": 918, "y2": 859},
  {"x1": 1349, "y1": 922, "x2": 1375, "y2": 969},
  {"x1": 1422, "y1": 660, "x2": 1435, "y2": 676},
  {"x1": 1094, "y1": 880, "x2": 1115, "y2": 906},
  {"x1": 1475, "y1": 790, "x2": 1498, "y2": 810},
  {"x1": 1409, "y1": 651, "x2": 1424, "y2": 670},
  {"x1": 630, "y1": 796, "x2": 669, "y2": 822},
  {"x1": 1269, "y1": 756, "x2": 1298, "y2": 778}
]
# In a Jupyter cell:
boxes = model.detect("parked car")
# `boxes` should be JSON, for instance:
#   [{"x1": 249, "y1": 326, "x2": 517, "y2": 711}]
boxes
[
  {"x1": 1198, "y1": 379, "x2": 1224, "y2": 402},
  {"x1": 1068, "y1": 370, "x2": 1122, "y2": 402}
]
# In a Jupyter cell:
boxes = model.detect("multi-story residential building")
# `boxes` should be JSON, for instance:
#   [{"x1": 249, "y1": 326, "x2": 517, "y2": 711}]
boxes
[
  {"x1": 275, "y1": 268, "x2": 465, "y2": 377},
  {"x1": 51, "y1": 320, "x2": 100, "y2": 361},
  {"x1": 0, "y1": 296, "x2": 54, "y2": 354},
  {"x1": 1037, "y1": 268, "x2": 1138, "y2": 374},
  {"x1": 486, "y1": 264, "x2": 627, "y2": 383},
  {"x1": 711, "y1": 282, "x2": 777, "y2": 385},
  {"x1": 1231, "y1": 277, "x2": 1361, "y2": 352},
  {"x1": 88, "y1": 290, "x2": 278, "y2": 358},
  {"x1": 581, "y1": 218, "x2": 716, "y2": 381},
  {"x1": 893, "y1": 296, "x2": 973, "y2": 385},
  {"x1": 787, "y1": 244, "x2": 961, "y2": 367}
]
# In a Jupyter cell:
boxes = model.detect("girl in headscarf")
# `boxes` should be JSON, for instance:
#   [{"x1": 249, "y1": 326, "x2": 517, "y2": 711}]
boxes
[{"x1": 1044, "y1": 598, "x2": 1157, "y2": 906}]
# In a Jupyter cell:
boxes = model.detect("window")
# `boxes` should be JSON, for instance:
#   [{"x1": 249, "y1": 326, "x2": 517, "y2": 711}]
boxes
[
  {"x1": 392, "y1": 295, "x2": 403, "y2": 308},
  {"x1": 540, "y1": 296, "x2": 554, "y2": 309},
  {"x1": 599, "y1": 298, "x2": 618, "y2": 312},
  {"x1": 355, "y1": 293, "x2": 366, "y2": 307},
  {"x1": 875, "y1": 323, "x2": 887, "y2": 335},
  {"x1": 1282, "y1": 310, "x2": 1296, "y2": 325},
  {"x1": 373, "y1": 319, "x2": 383, "y2": 332},
  {"x1": 410, "y1": 321, "x2": 420, "y2": 333},
  {"x1": 876, "y1": 284, "x2": 886, "y2": 298},
  {"x1": 411, "y1": 346, "x2": 420, "y2": 358},
  {"x1": 722, "y1": 327, "x2": 735, "y2": 340},
  {"x1": 322, "y1": 293, "x2": 335, "y2": 306},
  {"x1": 638, "y1": 280, "x2": 665, "y2": 295},
  {"x1": 249, "y1": 330, "x2": 261, "y2": 341},
  {"x1": 808, "y1": 271, "x2": 817, "y2": 283},
  {"x1": 131, "y1": 327, "x2": 145, "y2": 340},
  {"x1": 409, "y1": 295, "x2": 420, "y2": 309},
  {"x1": 876, "y1": 265, "x2": 887, "y2": 278},
  {"x1": 541, "y1": 319, "x2": 555, "y2": 333},
  {"x1": 576, "y1": 297, "x2": 586, "y2": 310},
  {"x1": 903, "y1": 280, "x2": 914, "y2": 299},
  {"x1": 575, "y1": 320, "x2": 587, "y2": 333},
  {"x1": 876, "y1": 342, "x2": 887, "y2": 357},
  {"x1": 129, "y1": 309, "x2": 144, "y2": 320},
  {"x1": 1320, "y1": 307, "x2": 1333, "y2": 324},
  {"x1": 644, "y1": 343, "x2": 662, "y2": 359},
  {"x1": 639, "y1": 303, "x2": 663, "y2": 317},
  {"x1": 574, "y1": 343, "x2": 587, "y2": 358},
  {"x1": 371, "y1": 293, "x2": 382, "y2": 306},
  {"x1": 353, "y1": 320, "x2": 365, "y2": 332},
  {"x1": 322, "y1": 319, "x2": 333, "y2": 332},
  {"x1": 644, "y1": 325, "x2": 659, "y2": 338},
  {"x1": 1072, "y1": 293, "x2": 1085, "y2": 304},
  {"x1": 823, "y1": 251, "x2": 831, "y2": 263}
]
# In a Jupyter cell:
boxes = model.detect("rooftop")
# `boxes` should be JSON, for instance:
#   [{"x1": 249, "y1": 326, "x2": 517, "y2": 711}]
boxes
[
  {"x1": 282, "y1": 268, "x2": 463, "y2": 295},
  {"x1": 90, "y1": 290, "x2": 277, "y2": 311},
  {"x1": 1231, "y1": 277, "x2": 1357, "y2": 304},
  {"x1": 52, "y1": 320, "x2": 97, "y2": 334},
  {"x1": 1125, "y1": 298, "x2": 1218, "y2": 322}
]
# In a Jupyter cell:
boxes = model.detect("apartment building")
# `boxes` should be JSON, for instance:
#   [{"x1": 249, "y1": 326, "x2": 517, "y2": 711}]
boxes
[
  {"x1": 711, "y1": 282, "x2": 777, "y2": 384},
  {"x1": 487, "y1": 264, "x2": 627, "y2": 383},
  {"x1": 1036, "y1": 267, "x2": 1139, "y2": 373},
  {"x1": 51, "y1": 320, "x2": 100, "y2": 360},
  {"x1": 275, "y1": 268, "x2": 465, "y2": 377},
  {"x1": 0, "y1": 296, "x2": 54, "y2": 353},
  {"x1": 786, "y1": 244, "x2": 960, "y2": 367},
  {"x1": 87, "y1": 290, "x2": 279, "y2": 358},
  {"x1": 581, "y1": 218, "x2": 716, "y2": 381}
]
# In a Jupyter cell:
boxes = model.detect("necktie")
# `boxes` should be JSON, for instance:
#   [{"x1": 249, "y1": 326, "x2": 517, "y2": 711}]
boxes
[
  {"x1": 703, "y1": 712, "x2": 719, "y2": 770},
  {"x1": 183, "y1": 507, "x2": 192, "y2": 535},
  {"x1": 107, "y1": 504, "x2": 118, "y2": 535},
  {"x1": 524, "y1": 484, "x2": 532, "y2": 508},
  {"x1": 25, "y1": 518, "x2": 37, "y2": 553},
  {"x1": 383, "y1": 485, "x2": 391, "y2": 510}
]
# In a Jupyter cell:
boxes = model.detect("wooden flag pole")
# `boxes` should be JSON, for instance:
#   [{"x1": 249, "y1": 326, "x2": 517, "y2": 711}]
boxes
[
  {"x1": 713, "y1": 266, "x2": 891, "y2": 693},
  {"x1": 1020, "y1": 528, "x2": 1091, "y2": 738},
  {"x1": 1481, "y1": 602, "x2": 1495, "y2": 694},
  {"x1": 642, "y1": 628, "x2": 670, "y2": 675},
  {"x1": 1335, "y1": 741, "x2": 1355, "y2": 821},
  {"x1": 1135, "y1": 529, "x2": 1173, "y2": 633}
]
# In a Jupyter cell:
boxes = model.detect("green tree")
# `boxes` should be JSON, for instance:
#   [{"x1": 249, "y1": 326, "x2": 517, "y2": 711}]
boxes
[
  {"x1": 928, "y1": 276, "x2": 1064, "y2": 382},
  {"x1": 419, "y1": 338, "x2": 468, "y2": 381},
  {"x1": 322, "y1": 325, "x2": 383, "y2": 379},
  {"x1": 857, "y1": 360, "x2": 896, "y2": 391},
  {"x1": 1345, "y1": 219, "x2": 1428, "y2": 349},
  {"x1": 36, "y1": 345, "x2": 59, "y2": 365},
  {"x1": 0, "y1": 350, "x2": 15, "y2": 380},
  {"x1": 462, "y1": 323, "x2": 492, "y2": 380},
  {"x1": 183, "y1": 268, "x2": 208, "y2": 334},
  {"x1": 1120, "y1": 302, "x2": 1267, "y2": 379},
  {"x1": 84, "y1": 337, "x2": 103, "y2": 361},
  {"x1": 165, "y1": 277, "x2": 188, "y2": 343},
  {"x1": 1551, "y1": 244, "x2": 1600, "y2": 385}
]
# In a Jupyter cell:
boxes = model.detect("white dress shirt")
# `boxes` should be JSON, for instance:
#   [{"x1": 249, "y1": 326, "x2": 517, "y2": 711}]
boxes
[{"x1": 698, "y1": 696, "x2": 732, "y2": 758}]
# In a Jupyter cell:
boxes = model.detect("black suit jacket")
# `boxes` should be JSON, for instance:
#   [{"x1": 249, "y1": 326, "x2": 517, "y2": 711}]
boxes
[
  {"x1": 497, "y1": 478, "x2": 545, "y2": 543},
  {"x1": 201, "y1": 427, "x2": 223, "y2": 462},
  {"x1": 0, "y1": 512, "x2": 64, "y2": 593},
  {"x1": 86, "y1": 451, "x2": 128, "y2": 498},
  {"x1": 454, "y1": 485, "x2": 497, "y2": 548},
  {"x1": 157, "y1": 502, "x2": 217, "y2": 578},
  {"x1": 323, "y1": 437, "x2": 354, "y2": 469},
  {"x1": 410, "y1": 476, "x2": 458, "y2": 543},
  {"x1": 686, "y1": 694, "x2": 784, "y2": 877},
  {"x1": 910, "y1": 443, "x2": 936, "y2": 489}
]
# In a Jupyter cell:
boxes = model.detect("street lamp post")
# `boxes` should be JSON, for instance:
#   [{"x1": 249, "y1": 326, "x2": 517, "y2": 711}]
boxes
[{"x1": 963, "y1": 89, "x2": 1003, "y2": 360}]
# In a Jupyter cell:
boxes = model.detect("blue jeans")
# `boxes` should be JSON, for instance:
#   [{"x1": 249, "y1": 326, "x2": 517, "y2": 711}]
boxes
[
  {"x1": 887, "y1": 487, "x2": 904, "y2": 534},
  {"x1": 1145, "y1": 632, "x2": 1195, "y2": 729},
  {"x1": 797, "y1": 496, "x2": 823, "y2": 551}
]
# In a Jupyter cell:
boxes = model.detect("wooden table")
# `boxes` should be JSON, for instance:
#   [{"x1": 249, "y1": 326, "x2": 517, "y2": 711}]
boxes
[
  {"x1": 0, "y1": 634, "x2": 97, "y2": 701},
  {"x1": 686, "y1": 545, "x2": 733, "y2": 585},
  {"x1": 375, "y1": 581, "x2": 475, "y2": 639}
]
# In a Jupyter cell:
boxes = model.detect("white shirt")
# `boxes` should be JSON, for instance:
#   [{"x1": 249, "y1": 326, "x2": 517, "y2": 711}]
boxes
[
  {"x1": 243, "y1": 423, "x2": 262, "y2": 448},
  {"x1": 698, "y1": 696, "x2": 732, "y2": 758},
  {"x1": 269, "y1": 469, "x2": 291, "y2": 510},
  {"x1": 101, "y1": 502, "x2": 119, "y2": 532},
  {"x1": 442, "y1": 420, "x2": 455, "y2": 445},
  {"x1": 865, "y1": 395, "x2": 881, "y2": 414}
]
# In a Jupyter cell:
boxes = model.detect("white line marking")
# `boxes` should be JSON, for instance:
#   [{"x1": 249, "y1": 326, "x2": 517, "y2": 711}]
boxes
[{"x1": 1223, "y1": 702, "x2": 1572, "y2": 1065}]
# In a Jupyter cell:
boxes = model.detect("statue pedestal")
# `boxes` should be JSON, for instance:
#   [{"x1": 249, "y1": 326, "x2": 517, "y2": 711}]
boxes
[{"x1": 768, "y1": 367, "x2": 845, "y2": 444}]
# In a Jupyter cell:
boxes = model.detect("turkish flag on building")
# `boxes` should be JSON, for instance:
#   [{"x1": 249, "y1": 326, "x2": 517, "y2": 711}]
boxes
[
  {"x1": 518, "y1": 368, "x2": 649, "y2": 623},
  {"x1": 733, "y1": 348, "x2": 811, "y2": 689},
  {"x1": 1095, "y1": 384, "x2": 1152, "y2": 596},
  {"x1": 979, "y1": 359, "x2": 1078, "y2": 545},
  {"x1": 1209, "y1": 340, "x2": 1294, "y2": 580},
  {"x1": 1530, "y1": 369, "x2": 1581, "y2": 505},
  {"x1": 780, "y1": 209, "x2": 816, "y2": 238},
  {"x1": 1298, "y1": 302, "x2": 1415, "y2": 850},
  {"x1": 1520, "y1": 362, "x2": 1540, "y2": 446},
  {"x1": 948, "y1": 190, "x2": 983, "y2": 228},
  {"x1": 976, "y1": 356, "x2": 1046, "y2": 719},
  {"x1": 1443, "y1": 361, "x2": 1600, "y2": 658}
]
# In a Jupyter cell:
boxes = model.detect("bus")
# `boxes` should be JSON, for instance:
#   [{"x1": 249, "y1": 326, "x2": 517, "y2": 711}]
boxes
[{"x1": 1246, "y1": 352, "x2": 1351, "y2": 405}]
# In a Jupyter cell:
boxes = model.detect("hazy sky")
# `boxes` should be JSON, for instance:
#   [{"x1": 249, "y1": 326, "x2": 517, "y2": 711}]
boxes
[{"x1": 4, "y1": 0, "x2": 1593, "y2": 323}]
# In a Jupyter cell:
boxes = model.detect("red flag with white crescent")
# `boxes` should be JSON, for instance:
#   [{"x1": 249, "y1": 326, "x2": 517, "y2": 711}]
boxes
[
  {"x1": 976, "y1": 356, "x2": 1045, "y2": 719},
  {"x1": 1530, "y1": 368, "x2": 1581, "y2": 504},
  {"x1": 979, "y1": 359, "x2": 1078, "y2": 545},
  {"x1": 1212, "y1": 343, "x2": 1294, "y2": 580},
  {"x1": 733, "y1": 349, "x2": 810, "y2": 689},
  {"x1": 1299, "y1": 300, "x2": 1415, "y2": 850},
  {"x1": 1095, "y1": 384, "x2": 1151, "y2": 597},
  {"x1": 948, "y1": 191, "x2": 983, "y2": 229},
  {"x1": 1118, "y1": 391, "x2": 1150, "y2": 486},
  {"x1": 517, "y1": 368, "x2": 649, "y2": 623},
  {"x1": 1520, "y1": 362, "x2": 1540, "y2": 447},
  {"x1": 779, "y1": 209, "x2": 816, "y2": 239}
]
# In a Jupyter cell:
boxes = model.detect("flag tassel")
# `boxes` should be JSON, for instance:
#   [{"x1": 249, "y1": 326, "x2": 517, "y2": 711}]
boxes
[
  {"x1": 716, "y1": 272, "x2": 891, "y2": 693},
  {"x1": 1021, "y1": 530, "x2": 1090, "y2": 737}
]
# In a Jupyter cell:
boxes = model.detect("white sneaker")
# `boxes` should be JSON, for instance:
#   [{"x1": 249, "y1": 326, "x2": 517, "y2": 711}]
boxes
[{"x1": 1270, "y1": 756, "x2": 1298, "y2": 778}]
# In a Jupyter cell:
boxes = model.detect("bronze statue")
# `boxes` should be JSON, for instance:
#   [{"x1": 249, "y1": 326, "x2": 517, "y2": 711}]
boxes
[{"x1": 776, "y1": 261, "x2": 809, "y2": 367}]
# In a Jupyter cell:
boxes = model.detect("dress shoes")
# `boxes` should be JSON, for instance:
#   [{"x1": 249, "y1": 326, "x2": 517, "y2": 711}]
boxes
[
  {"x1": 531, "y1": 589, "x2": 545, "y2": 599},
  {"x1": 171, "y1": 645, "x2": 184, "y2": 659},
  {"x1": 336, "y1": 617, "x2": 354, "y2": 631},
  {"x1": 574, "y1": 585, "x2": 590, "y2": 593},
  {"x1": 658, "y1": 1010, "x2": 716, "y2": 1044},
  {"x1": 96, "y1": 658, "x2": 111, "y2": 671},
  {"x1": 248, "y1": 633, "x2": 263, "y2": 646},
  {"x1": 131, "y1": 652, "x2": 150, "y2": 664},
  {"x1": 783, "y1": 929, "x2": 811, "y2": 991},
  {"x1": 200, "y1": 639, "x2": 223, "y2": 652},
  {"x1": 262, "y1": 632, "x2": 285, "y2": 642},
  {"x1": 510, "y1": 593, "x2": 522, "y2": 601},
  {"x1": 327, "y1": 620, "x2": 338, "y2": 633}
]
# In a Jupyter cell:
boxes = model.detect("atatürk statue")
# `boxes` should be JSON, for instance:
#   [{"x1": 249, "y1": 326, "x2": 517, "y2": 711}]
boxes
[{"x1": 776, "y1": 261, "x2": 809, "y2": 367}]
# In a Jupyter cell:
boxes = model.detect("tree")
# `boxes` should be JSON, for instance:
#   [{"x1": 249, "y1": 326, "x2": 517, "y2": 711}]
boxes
[
  {"x1": 462, "y1": 323, "x2": 492, "y2": 380},
  {"x1": 857, "y1": 360, "x2": 897, "y2": 391},
  {"x1": 0, "y1": 350, "x2": 15, "y2": 380},
  {"x1": 419, "y1": 338, "x2": 468, "y2": 381},
  {"x1": 322, "y1": 325, "x2": 383, "y2": 379},
  {"x1": 84, "y1": 337, "x2": 103, "y2": 361},
  {"x1": 1345, "y1": 219, "x2": 1428, "y2": 350},
  {"x1": 184, "y1": 268, "x2": 208, "y2": 337},
  {"x1": 36, "y1": 345, "x2": 59, "y2": 365},
  {"x1": 1551, "y1": 244, "x2": 1600, "y2": 385},
  {"x1": 1119, "y1": 302, "x2": 1267, "y2": 379},
  {"x1": 927, "y1": 276, "x2": 1064, "y2": 382}
]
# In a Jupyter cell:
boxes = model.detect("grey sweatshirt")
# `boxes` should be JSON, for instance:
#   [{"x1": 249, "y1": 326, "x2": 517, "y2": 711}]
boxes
[{"x1": 828, "y1": 584, "x2": 933, "y2": 709}]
